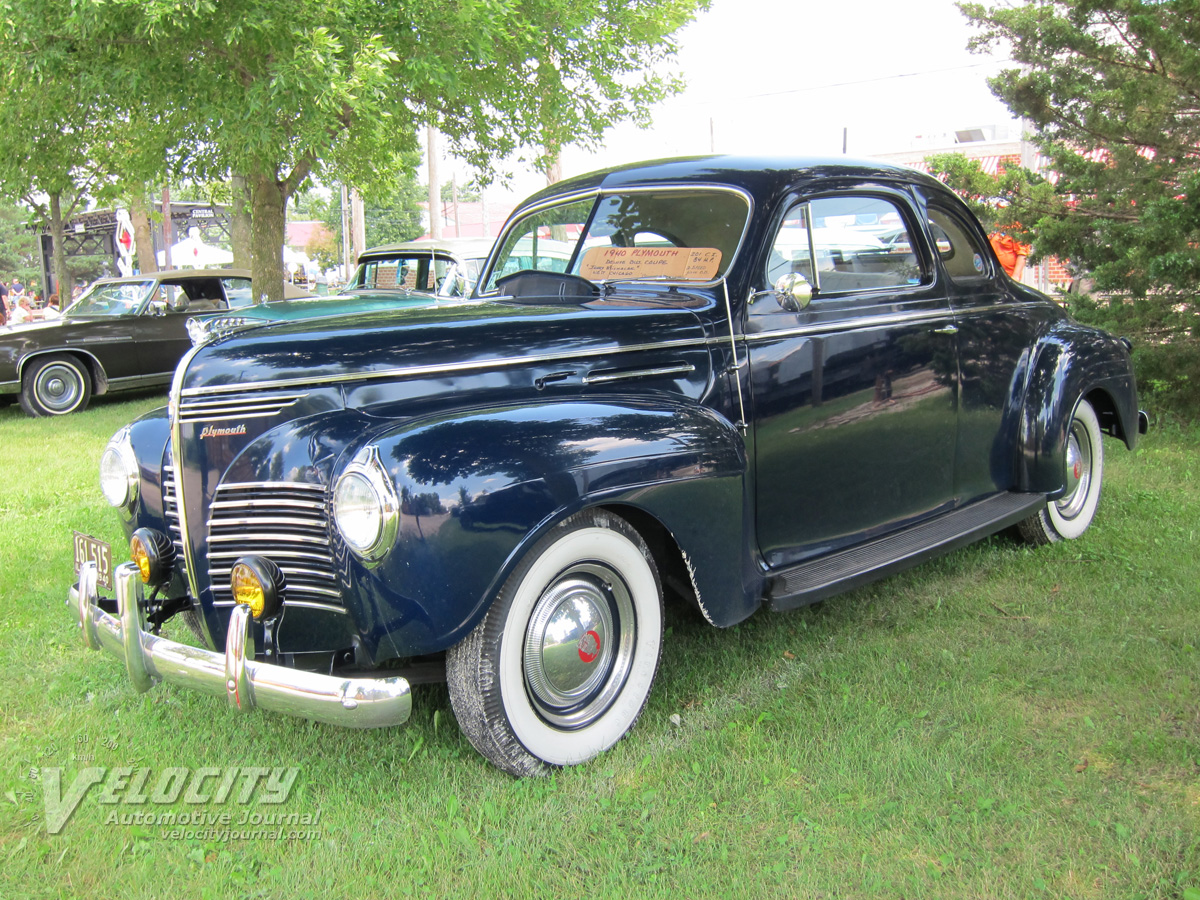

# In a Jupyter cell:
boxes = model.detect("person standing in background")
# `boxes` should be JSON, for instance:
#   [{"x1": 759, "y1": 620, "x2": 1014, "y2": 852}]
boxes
[{"x1": 989, "y1": 231, "x2": 1030, "y2": 280}]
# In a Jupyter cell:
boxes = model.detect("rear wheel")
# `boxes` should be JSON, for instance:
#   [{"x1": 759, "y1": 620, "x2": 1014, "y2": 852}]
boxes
[
  {"x1": 19, "y1": 354, "x2": 92, "y2": 416},
  {"x1": 1018, "y1": 398, "x2": 1104, "y2": 544},
  {"x1": 447, "y1": 509, "x2": 663, "y2": 776}
]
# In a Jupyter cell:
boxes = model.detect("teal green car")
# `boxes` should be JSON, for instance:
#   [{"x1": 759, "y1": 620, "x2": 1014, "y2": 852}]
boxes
[{"x1": 187, "y1": 239, "x2": 490, "y2": 345}]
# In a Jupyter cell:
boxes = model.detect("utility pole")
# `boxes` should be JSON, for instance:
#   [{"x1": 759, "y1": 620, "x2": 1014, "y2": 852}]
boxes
[
  {"x1": 451, "y1": 173, "x2": 460, "y2": 237},
  {"x1": 427, "y1": 126, "x2": 442, "y2": 240},
  {"x1": 161, "y1": 186, "x2": 173, "y2": 269},
  {"x1": 351, "y1": 188, "x2": 366, "y2": 261},
  {"x1": 340, "y1": 184, "x2": 352, "y2": 280}
]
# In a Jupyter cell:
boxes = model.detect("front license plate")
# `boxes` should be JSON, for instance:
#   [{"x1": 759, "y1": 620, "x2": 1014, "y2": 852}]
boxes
[{"x1": 73, "y1": 531, "x2": 113, "y2": 592}]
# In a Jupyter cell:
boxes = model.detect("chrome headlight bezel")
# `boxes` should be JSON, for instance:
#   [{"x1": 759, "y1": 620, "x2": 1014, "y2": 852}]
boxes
[
  {"x1": 332, "y1": 447, "x2": 400, "y2": 565},
  {"x1": 99, "y1": 426, "x2": 139, "y2": 511}
]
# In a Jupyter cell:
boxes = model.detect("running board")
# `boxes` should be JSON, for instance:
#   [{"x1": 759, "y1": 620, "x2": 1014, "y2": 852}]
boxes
[{"x1": 766, "y1": 492, "x2": 1045, "y2": 611}]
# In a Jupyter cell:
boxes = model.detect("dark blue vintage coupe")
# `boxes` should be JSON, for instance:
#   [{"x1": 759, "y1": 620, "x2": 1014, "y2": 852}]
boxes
[{"x1": 70, "y1": 156, "x2": 1146, "y2": 775}]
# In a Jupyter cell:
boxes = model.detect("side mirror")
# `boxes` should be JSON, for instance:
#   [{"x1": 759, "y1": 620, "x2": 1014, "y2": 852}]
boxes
[{"x1": 775, "y1": 272, "x2": 813, "y2": 312}]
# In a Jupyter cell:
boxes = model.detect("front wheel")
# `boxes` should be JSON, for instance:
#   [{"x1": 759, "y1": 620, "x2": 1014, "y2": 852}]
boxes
[
  {"x1": 1018, "y1": 398, "x2": 1104, "y2": 544},
  {"x1": 19, "y1": 354, "x2": 92, "y2": 416},
  {"x1": 447, "y1": 509, "x2": 663, "y2": 776}
]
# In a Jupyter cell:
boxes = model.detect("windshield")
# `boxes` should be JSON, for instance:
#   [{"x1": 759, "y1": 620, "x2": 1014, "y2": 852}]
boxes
[
  {"x1": 348, "y1": 253, "x2": 482, "y2": 298},
  {"x1": 483, "y1": 188, "x2": 750, "y2": 292},
  {"x1": 67, "y1": 281, "x2": 154, "y2": 316}
]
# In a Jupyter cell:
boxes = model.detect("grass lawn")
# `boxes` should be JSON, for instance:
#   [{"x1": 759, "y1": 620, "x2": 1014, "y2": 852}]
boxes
[{"x1": 1, "y1": 390, "x2": 1197, "y2": 899}]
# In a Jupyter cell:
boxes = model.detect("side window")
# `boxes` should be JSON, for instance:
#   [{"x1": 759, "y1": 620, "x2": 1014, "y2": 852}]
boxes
[
  {"x1": 221, "y1": 277, "x2": 253, "y2": 308},
  {"x1": 926, "y1": 207, "x2": 990, "y2": 281},
  {"x1": 769, "y1": 195, "x2": 925, "y2": 297}
]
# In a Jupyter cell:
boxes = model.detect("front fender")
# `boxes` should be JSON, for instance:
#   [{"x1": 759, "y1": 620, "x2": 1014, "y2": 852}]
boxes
[
  {"x1": 342, "y1": 398, "x2": 748, "y2": 662},
  {"x1": 123, "y1": 406, "x2": 173, "y2": 540},
  {"x1": 1020, "y1": 323, "x2": 1140, "y2": 496}
]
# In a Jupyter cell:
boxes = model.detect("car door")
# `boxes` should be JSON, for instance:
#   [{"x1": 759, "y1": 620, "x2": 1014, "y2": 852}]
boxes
[
  {"x1": 919, "y1": 195, "x2": 1063, "y2": 502},
  {"x1": 747, "y1": 188, "x2": 960, "y2": 568},
  {"x1": 130, "y1": 282, "x2": 201, "y2": 382}
]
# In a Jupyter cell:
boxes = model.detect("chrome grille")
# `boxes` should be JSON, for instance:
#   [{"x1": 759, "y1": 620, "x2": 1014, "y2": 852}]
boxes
[
  {"x1": 161, "y1": 465, "x2": 187, "y2": 579},
  {"x1": 206, "y1": 481, "x2": 341, "y2": 610},
  {"x1": 178, "y1": 391, "x2": 307, "y2": 424}
]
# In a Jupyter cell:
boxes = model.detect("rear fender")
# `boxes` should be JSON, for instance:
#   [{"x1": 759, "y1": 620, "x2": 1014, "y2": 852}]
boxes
[{"x1": 1020, "y1": 325, "x2": 1140, "y2": 496}]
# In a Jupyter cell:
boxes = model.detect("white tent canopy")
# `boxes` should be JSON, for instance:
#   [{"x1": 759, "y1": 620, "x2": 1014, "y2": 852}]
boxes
[{"x1": 157, "y1": 235, "x2": 235, "y2": 269}]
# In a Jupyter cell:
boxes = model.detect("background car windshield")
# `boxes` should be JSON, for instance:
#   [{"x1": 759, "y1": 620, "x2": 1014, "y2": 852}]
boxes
[
  {"x1": 484, "y1": 190, "x2": 749, "y2": 291},
  {"x1": 68, "y1": 281, "x2": 154, "y2": 316},
  {"x1": 351, "y1": 255, "x2": 451, "y2": 294}
]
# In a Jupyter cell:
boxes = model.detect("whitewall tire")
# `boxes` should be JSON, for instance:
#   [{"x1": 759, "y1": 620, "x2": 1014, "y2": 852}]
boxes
[{"x1": 447, "y1": 509, "x2": 663, "y2": 776}]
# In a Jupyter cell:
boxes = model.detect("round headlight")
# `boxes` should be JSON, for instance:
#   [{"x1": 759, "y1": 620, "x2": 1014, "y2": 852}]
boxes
[
  {"x1": 334, "y1": 472, "x2": 384, "y2": 553},
  {"x1": 99, "y1": 429, "x2": 139, "y2": 510},
  {"x1": 332, "y1": 449, "x2": 399, "y2": 564}
]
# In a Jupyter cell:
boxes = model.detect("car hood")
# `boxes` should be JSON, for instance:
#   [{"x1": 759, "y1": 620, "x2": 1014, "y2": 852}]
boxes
[
  {"x1": 180, "y1": 297, "x2": 716, "y2": 396},
  {"x1": 231, "y1": 289, "x2": 451, "y2": 322}
]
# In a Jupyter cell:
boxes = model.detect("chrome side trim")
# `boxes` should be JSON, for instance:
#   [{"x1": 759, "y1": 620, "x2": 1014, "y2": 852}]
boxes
[
  {"x1": 70, "y1": 562, "x2": 411, "y2": 728},
  {"x1": 582, "y1": 363, "x2": 696, "y2": 385},
  {"x1": 744, "y1": 308, "x2": 954, "y2": 343},
  {"x1": 180, "y1": 336, "x2": 716, "y2": 398}
]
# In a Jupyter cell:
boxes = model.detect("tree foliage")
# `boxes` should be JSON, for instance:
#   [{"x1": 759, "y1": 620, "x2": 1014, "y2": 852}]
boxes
[
  {"x1": 959, "y1": 0, "x2": 1200, "y2": 418},
  {"x1": 1, "y1": 0, "x2": 706, "y2": 302}
]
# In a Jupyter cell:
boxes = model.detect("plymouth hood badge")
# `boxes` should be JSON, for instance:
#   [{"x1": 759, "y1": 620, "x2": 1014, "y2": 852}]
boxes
[{"x1": 199, "y1": 423, "x2": 248, "y2": 439}]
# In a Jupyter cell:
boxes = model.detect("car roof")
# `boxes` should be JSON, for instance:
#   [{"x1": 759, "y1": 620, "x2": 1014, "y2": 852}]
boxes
[
  {"x1": 90, "y1": 268, "x2": 252, "y2": 284},
  {"x1": 514, "y1": 154, "x2": 948, "y2": 209},
  {"x1": 358, "y1": 238, "x2": 494, "y2": 260}
]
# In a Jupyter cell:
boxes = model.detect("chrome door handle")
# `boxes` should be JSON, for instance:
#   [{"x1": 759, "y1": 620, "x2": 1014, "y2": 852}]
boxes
[{"x1": 934, "y1": 325, "x2": 958, "y2": 335}]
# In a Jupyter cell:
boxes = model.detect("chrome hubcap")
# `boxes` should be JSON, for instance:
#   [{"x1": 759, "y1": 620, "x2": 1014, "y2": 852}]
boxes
[
  {"x1": 36, "y1": 365, "x2": 82, "y2": 412},
  {"x1": 1056, "y1": 419, "x2": 1092, "y2": 520},
  {"x1": 523, "y1": 563, "x2": 635, "y2": 729}
]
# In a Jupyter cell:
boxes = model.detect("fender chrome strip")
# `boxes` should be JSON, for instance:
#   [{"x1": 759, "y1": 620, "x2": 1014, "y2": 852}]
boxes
[
  {"x1": 180, "y1": 337, "x2": 718, "y2": 398},
  {"x1": 743, "y1": 307, "x2": 954, "y2": 342}
]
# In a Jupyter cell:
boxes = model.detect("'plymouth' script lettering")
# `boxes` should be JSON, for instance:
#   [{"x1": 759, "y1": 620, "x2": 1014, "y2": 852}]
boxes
[{"x1": 200, "y1": 424, "x2": 247, "y2": 439}]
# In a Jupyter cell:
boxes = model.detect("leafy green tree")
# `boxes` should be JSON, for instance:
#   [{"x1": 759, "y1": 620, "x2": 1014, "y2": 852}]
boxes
[
  {"x1": 0, "y1": 203, "x2": 43, "y2": 287},
  {"x1": 960, "y1": 0, "x2": 1200, "y2": 417},
  {"x1": 4, "y1": 0, "x2": 706, "y2": 303}
]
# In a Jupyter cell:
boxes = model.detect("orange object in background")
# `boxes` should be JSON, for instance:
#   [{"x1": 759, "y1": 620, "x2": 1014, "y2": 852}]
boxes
[{"x1": 990, "y1": 232, "x2": 1031, "y2": 279}]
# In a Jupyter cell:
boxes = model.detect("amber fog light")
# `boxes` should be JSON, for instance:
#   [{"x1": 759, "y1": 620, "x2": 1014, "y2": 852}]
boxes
[
  {"x1": 130, "y1": 528, "x2": 175, "y2": 586},
  {"x1": 231, "y1": 556, "x2": 285, "y2": 620}
]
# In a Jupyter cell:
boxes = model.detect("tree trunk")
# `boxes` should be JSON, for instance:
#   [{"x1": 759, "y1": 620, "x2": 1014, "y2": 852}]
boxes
[
  {"x1": 248, "y1": 171, "x2": 287, "y2": 304},
  {"x1": 231, "y1": 174, "x2": 252, "y2": 270},
  {"x1": 48, "y1": 191, "x2": 69, "y2": 301},
  {"x1": 130, "y1": 189, "x2": 157, "y2": 275}
]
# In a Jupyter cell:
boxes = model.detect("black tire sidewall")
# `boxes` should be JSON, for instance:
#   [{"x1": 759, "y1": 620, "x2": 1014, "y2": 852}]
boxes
[{"x1": 20, "y1": 354, "x2": 91, "y2": 416}]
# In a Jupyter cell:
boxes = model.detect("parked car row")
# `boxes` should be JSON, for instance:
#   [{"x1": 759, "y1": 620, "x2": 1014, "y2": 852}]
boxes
[
  {"x1": 66, "y1": 156, "x2": 1145, "y2": 776},
  {"x1": 1, "y1": 239, "x2": 491, "y2": 416}
]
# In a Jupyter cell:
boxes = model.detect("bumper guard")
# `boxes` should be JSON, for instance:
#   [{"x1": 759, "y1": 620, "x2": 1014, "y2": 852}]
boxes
[{"x1": 69, "y1": 561, "x2": 412, "y2": 729}]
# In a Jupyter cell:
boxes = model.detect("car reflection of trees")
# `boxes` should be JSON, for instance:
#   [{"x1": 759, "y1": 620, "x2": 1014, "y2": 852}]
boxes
[{"x1": 393, "y1": 410, "x2": 692, "y2": 534}]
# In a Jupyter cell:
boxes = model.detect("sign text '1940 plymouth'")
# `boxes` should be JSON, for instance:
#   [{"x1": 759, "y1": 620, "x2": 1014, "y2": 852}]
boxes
[{"x1": 69, "y1": 156, "x2": 1147, "y2": 776}]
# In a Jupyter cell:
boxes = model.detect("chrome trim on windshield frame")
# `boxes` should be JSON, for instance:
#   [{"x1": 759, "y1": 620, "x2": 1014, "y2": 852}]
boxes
[{"x1": 475, "y1": 182, "x2": 755, "y2": 294}]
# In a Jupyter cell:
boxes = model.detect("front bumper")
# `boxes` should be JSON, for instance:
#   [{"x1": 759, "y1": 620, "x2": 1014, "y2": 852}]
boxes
[{"x1": 69, "y1": 561, "x2": 412, "y2": 729}]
